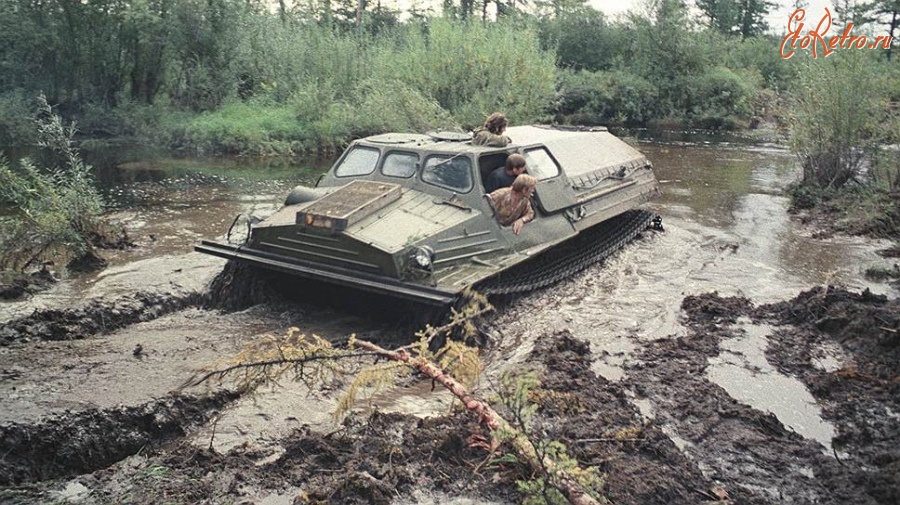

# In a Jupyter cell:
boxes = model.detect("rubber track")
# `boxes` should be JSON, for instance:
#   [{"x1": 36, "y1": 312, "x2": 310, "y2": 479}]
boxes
[{"x1": 477, "y1": 209, "x2": 655, "y2": 295}]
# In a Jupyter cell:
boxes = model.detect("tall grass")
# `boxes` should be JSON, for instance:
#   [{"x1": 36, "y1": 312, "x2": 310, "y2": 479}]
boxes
[{"x1": 168, "y1": 18, "x2": 556, "y2": 153}]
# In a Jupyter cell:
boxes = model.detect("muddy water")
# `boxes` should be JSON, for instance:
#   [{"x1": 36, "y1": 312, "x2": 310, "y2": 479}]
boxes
[{"x1": 2, "y1": 138, "x2": 897, "y2": 483}]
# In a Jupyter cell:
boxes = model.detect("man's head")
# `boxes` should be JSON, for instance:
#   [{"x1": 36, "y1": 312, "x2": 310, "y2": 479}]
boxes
[
  {"x1": 484, "y1": 113, "x2": 508, "y2": 134},
  {"x1": 504, "y1": 153, "x2": 527, "y2": 176},
  {"x1": 512, "y1": 174, "x2": 537, "y2": 196}
]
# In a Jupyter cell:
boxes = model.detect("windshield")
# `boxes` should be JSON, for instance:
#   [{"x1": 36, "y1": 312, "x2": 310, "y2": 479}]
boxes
[
  {"x1": 421, "y1": 155, "x2": 474, "y2": 193},
  {"x1": 334, "y1": 146, "x2": 379, "y2": 177}
]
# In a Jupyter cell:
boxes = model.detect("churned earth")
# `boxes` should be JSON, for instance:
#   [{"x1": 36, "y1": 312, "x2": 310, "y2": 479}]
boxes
[{"x1": 1, "y1": 255, "x2": 899, "y2": 504}]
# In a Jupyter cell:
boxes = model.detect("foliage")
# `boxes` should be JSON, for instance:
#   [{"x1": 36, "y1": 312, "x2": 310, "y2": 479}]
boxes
[
  {"x1": 718, "y1": 34, "x2": 800, "y2": 91},
  {"x1": 0, "y1": 97, "x2": 105, "y2": 271},
  {"x1": 370, "y1": 19, "x2": 557, "y2": 128},
  {"x1": 696, "y1": 0, "x2": 775, "y2": 37},
  {"x1": 337, "y1": 292, "x2": 491, "y2": 418},
  {"x1": 538, "y1": 8, "x2": 623, "y2": 71},
  {"x1": 679, "y1": 66, "x2": 755, "y2": 129},
  {"x1": 174, "y1": 99, "x2": 306, "y2": 155},
  {"x1": 789, "y1": 51, "x2": 893, "y2": 188},
  {"x1": 322, "y1": 78, "x2": 461, "y2": 139},
  {"x1": 0, "y1": 0, "x2": 807, "y2": 153},
  {"x1": 555, "y1": 69, "x2": 659, "y2": 125}
]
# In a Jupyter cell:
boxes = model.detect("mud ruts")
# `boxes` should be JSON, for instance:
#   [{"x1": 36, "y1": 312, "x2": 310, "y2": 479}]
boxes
[
  {"x1": 0, "y1": 391, "x2": 239, "y2": 486},
  {"x1": 0, "y1": 290, "x2": 205, "y2": 346}
]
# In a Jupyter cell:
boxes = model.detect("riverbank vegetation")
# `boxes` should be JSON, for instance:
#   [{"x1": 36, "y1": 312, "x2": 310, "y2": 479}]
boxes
[
  {"x1": 0, "y1": 0, "x2": 818, "y2": 155},
  {"x1": 787, "y1": 50, "x2": 900, "y2": 242},
  {"x1": 0, "y1": 97, "x2": 122, "y2": 279}
]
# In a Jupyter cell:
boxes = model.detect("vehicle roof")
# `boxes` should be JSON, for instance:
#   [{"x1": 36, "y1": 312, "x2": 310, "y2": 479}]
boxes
[{"x1": 355, "y1": 125, "x2": 648, "y2": 177}]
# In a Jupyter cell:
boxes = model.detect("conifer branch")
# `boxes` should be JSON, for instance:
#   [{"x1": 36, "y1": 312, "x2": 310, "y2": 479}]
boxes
[
  {"x1": 178, "y1": 351, "x2": 377, "y2": 391},
  {"x1": 352, "y1": 339, "x2": 605, "y2": 505}
]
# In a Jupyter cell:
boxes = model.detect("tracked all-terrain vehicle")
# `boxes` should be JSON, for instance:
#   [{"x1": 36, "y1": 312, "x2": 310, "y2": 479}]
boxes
[{"x1": 196, "y1": 125, "x2": 661, "y2": 306}]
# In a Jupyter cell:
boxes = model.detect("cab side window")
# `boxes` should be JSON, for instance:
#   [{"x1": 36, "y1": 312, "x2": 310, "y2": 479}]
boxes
[
  {"x1": 523, "y1": 148, "x2": 561, "y2": 181},
  {"x1": 382, "y1": 152, "x2": 418, "y2": 178},
  {"x1": 334, "y1": 146, "x2": 379, "y2": 177},
  {"x1": 422, "y1": 155, "x2": 473, "y2": 193}
]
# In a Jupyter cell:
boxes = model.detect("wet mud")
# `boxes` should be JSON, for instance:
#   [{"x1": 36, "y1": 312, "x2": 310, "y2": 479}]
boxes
[
  {"x1": 1, "y1": 284, "x2": 899, "y2": 504},
  {"x1": 761, "y1": 287, "x2": 900, "y2": 504},
  {"x1": 0, "y1": 391, "x2": 237, "y2": 486},
  {"x1": 0, "y1": 268, "x2": 56, "y2": 301},
  {"x1": 0, "y1": 290, "x2": 202, "y2": 345}
]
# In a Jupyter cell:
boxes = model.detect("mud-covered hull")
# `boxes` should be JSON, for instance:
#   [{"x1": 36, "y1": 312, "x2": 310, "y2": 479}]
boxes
[{"x1": 195, "y1": 239, "x2": 458, "y2": 306}]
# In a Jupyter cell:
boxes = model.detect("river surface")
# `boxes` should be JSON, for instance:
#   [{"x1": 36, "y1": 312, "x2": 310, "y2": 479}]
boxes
[{"x1": 1, "y1": 135, "x2": 896, "y2": 455}]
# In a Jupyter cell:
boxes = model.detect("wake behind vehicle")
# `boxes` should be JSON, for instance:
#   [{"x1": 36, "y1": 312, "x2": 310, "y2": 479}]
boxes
[{"x1": 196, "y1": 125, "x2": 661, "y2": 307}]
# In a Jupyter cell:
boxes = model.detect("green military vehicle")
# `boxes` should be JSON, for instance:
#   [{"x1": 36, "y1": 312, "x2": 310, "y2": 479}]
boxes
[{"x1": 196, "y1": 125, "x2": 661, "y2": 307}]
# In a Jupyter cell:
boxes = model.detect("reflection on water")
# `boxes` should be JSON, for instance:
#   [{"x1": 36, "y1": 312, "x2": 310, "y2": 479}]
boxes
[{"x1": 86, "y1": 148, "x2": 333, "y2": 268}]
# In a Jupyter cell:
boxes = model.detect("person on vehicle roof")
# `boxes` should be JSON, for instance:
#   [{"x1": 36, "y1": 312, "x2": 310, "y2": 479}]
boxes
[
  {"x1": 485, "y1": 153, "x2": 527, "y2": 193},
  {"x1": 485, "y1": 174, "x2": 536, "y2": 235},
  {"x1": 472, "y1": 113, "x2": 511, "y2": 147}
]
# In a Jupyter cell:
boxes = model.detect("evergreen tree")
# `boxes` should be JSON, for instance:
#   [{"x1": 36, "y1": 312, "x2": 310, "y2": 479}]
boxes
[
  {"x1": 697, "y1": 0, "x2": 775, "y2": 37},
  {"x1": 872, "y1": 0, "x2": 899, "y2": 59}
]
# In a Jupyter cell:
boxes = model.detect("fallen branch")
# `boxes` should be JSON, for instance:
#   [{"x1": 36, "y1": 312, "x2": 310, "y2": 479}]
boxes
[{"x1": 353, "y1": 339, "x2": 604, "y2": 505}]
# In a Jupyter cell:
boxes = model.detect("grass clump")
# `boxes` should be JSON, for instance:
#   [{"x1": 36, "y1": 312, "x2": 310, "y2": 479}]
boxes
[{"x1": 173, "y1": 99, "x2": 306, "y2": 156}]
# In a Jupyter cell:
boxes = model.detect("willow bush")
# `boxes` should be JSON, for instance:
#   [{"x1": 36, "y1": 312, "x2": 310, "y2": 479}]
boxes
[
  {"x1": 0, "y1": 98, "x2": 105, "y2": 271},
  {"x1": 790, "y1": 51, "x2": 893, "y2": 189}
]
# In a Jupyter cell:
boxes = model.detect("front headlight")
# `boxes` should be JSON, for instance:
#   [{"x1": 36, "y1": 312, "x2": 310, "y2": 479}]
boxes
[{"x1": 412, "y1": 246, "x2": 435, "y2": 269}]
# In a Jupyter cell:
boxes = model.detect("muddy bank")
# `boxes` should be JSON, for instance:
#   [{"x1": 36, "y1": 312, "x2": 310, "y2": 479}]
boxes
[
  {"x1": 1, "y1": 284, "x2": 899, "y2": 504},
  {"x1": 761, "y1": 287, "x2": 900, "y2": 504},
  {"x1": 620, "y1": 289, "x2": 900, "y2": 504},
  {"x1": 0, "y1": 290, "x2": 203, "y2": 345},
  {"x1": 0, "y1": 330, "x2": 717, "y2": 505},
  {"x1": 0, "y1": 391, "x2": 238, "y2": 486}
]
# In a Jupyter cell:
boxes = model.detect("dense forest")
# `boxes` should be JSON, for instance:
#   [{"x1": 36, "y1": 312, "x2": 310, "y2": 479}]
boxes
[{"x1": 0, "y1": 0, "x2": 897, "y2": 156}]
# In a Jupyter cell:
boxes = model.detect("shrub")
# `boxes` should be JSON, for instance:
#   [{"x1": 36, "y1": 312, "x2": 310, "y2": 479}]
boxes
[
  {"x1": 322, "y1": 78, "x2": 460, "y2": 139},
  {"x1": 555, "y1": 69, "x2": 659, "y2": 125},
  {"x1": 679, "y1": 67, "x2": 755, "y2": 129},
  {"x1": 790, "y1": 51, "x2": 892, "y2": 188},
  {"x1": 0, "y1": 97, "x2": 105, "y2": 271}
]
